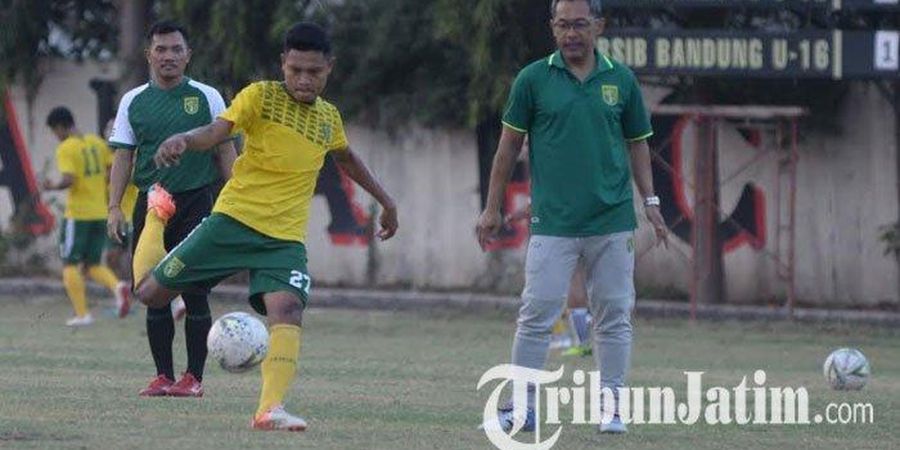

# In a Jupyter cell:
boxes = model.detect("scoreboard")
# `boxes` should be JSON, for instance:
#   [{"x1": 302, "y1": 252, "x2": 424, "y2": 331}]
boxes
[
  {"x1": 602, "y1": 0, "x2": 900, "y2": 10},
  {"x1": 599, "y1": 30, "x2": 900, "y2": 79}
]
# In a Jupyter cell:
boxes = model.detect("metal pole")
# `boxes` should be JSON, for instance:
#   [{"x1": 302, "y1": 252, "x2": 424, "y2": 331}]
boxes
[
  {"x1": 693, "y1": 116, "x2": 724, "y2": 308},
  {"x1": 788, "y1": 118, "x2": 799, "y2": 318}
]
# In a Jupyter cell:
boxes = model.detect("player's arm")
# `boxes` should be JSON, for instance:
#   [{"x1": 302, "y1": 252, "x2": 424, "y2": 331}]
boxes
[
  {"x1": 213, "y1": 139, "x2": 237, "y2": 181},
  {"x1": 107, "y1": 149, "x2": 134, "y2": 242},
  {"x1": 43, "y1": 173, "x2": 74, "y2": 191},
  {"x1": 629, "y1": 139, "x2": 655, "y2": 201},
  {"x1": 155, "y1": 118, "x2": 234, "y2": 168},
  {"x1": 476, "y1": 126, "x2": 526, "y2": 250},
  {"x1": 44, "y1": 145, "x2": 76, "y2": 191},
  {"x1": 628, "y1": 139, "x2": 667, "y2": 248},
  {"x1": 330, "y1": 148, "x2": 398, "y2": 240}
]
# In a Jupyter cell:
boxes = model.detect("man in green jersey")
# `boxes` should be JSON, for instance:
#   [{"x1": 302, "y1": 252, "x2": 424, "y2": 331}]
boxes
[
  {"x1": 107, "y1": 20, "x2": 237, "y2": 398},
  {"x1": 477, "y1": 0, "x2": 668, "y2": 435}
]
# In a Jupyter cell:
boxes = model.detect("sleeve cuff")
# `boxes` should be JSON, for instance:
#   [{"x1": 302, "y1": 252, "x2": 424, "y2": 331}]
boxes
[
  {"x1": 501, "y1": 121, "x2": 527, "y2": 133},
  {"x1": 108, "y1": 141, "x2": 136, "y2": 149},
  {"x1": 626, "y1": 131, "x2": 654, "y2": 142}
]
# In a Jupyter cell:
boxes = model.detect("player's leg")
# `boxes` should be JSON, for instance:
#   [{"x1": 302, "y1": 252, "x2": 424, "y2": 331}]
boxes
[
  {"x1": 142, "y1": 212, "x2": 243, "y2": 396},
  {"x1": 251, "y1": 290, "x2": 307, "y2": 431},
  {"x1": 512, "y1": 235, "x2": 580, "y2": 372},
  {"x1": 244, "y1": 237, "x2": 311, "y2": 431},
  {"x1": 84, "y1": 220, "x2": 130, "y2": 318},
  {"x1": 563, "y1": 260, "x2": 593, "y2": 357},
  {"x1": 105, "y1": 221, "x2": 133, "y2": 279},
  {"x1": 133, "y1": 183, "x2": 175, "y2": 286},
  {"x1": 132, "y1": 189, "x2": 178, "y2": 394},
  {"x1": 165, "y1": 186, "x2": 214, "y2": 397},
  {"x1": 59, "y1": 219, "x2": 92, "y2": 326},
  {"x1": 488, "y1": 236, "x2": 579, "y2": 432},
  {"x1": 583, "y1": 231, "x2": 636, "y2": 433}
]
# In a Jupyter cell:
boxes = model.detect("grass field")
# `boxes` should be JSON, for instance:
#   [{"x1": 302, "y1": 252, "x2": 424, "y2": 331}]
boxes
[{"x1": 0, "y1": 294, "x2": 898, "y2": 449}]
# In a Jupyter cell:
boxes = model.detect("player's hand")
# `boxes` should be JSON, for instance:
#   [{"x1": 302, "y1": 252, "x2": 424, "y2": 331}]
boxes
[
  {"x1": 504, "y1": 205, "x2": 531, "y2": 226},
  {"x1": 156, "y1": 134, "x2": 188, "y2": 168},
  {"x1": 377, "y1": 205, "x2": 398, "y2": 240},
  {"x1": 476, "y1": 208, "x2": 502, "y2": 251},
  {"x1": 645, "y1": 206, "x2": 669, "y2": 249},
  {"x1": 41, "y1": 179, "x2": 55, "y2": 191},
  {"x1": 107, "y1": 206, "x2": 126, "y2": 244}
]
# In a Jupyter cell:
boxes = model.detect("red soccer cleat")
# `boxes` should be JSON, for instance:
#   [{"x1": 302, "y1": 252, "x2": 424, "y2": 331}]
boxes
[
  {"x1": 139, "y1": 375, "x2": 174, "y2": 397},
  {"x1": 147, "y1": 183, "x2": 176, "y2": 222},
  {"x1": 167, "y1": 372, "x2": 203, "y2": 398}
]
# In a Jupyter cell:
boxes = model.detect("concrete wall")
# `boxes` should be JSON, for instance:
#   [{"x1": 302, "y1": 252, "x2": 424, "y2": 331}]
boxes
[
  {"x1": 632, "y1": 84, "x2": 900, "y2": 307},
  {"x1": 3, "y1": 59, "x2": 897, "y2": 306}
]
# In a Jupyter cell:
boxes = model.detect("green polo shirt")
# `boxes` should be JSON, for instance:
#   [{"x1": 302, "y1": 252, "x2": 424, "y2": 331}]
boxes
[
  {"x1": 502, "y1": 50, "x2": 653, "y2": 237},
  {"x1": 108, "y1": 77, "x2": 226, "y2": 193}
]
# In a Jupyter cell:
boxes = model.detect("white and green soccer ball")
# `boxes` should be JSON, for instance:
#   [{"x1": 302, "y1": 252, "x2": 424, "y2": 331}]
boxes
[
  {"x1": 823, "y1": 348, "x2": 870, "y2": 391},
  {"x1": 207, "y1": 312, "x2": 269, "y2": 373}
]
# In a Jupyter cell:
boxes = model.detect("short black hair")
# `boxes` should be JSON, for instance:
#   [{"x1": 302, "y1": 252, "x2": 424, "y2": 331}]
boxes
[
  {"x1": 46, "y1": 106, "x2": 75, "y2": 129},
  {"x1": 284, "y1": 22, "x2": 331, "y2": 56},
  {"x1": 147, "y1": 20, "x2": 188, "y2": 44}
]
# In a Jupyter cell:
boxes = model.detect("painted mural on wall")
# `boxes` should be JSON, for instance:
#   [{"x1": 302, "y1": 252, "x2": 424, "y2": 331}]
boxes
[
  {"x1": 0, "y1": 92, "x2": 55, "y2": 236},
  {"x1": 314, "y1": 153, "x2": 371, "y2": 246},
  {"x1": 653, "y1": 114, "x2": 767, "y2": 252},
  {"x1": 481, "y1": 114, "x2": 768, "y2": 253}
]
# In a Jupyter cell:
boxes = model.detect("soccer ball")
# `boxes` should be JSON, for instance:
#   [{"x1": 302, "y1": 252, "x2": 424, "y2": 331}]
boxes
[
  {"x1": 207, "y1": 312, "x2": 269, "y2": 373},
  {"x1": 823, "y1": 348, "x2": 870, "y2": 391}
]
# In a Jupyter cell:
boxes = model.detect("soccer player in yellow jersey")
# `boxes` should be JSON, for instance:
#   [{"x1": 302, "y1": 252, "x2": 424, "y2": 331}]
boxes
[
  {"x1": 137, "y1": 22, "x2": 398, "y2": 430},
  {"x1": 43, "y1": 107, "x2": 131, "y2": 326}
]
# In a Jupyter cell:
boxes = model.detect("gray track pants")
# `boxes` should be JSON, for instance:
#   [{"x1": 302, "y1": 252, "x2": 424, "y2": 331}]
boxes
[{"x1": 511, "y1": 232, "x2": 635, "y2": 390}]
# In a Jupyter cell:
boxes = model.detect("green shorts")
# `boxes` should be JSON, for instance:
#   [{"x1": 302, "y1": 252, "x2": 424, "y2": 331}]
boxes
[
  {"x1": 153, "y1": 213, "x2": 311, "y2": 315},
  {"x1": 59, "y1": 219, "x2": 107, "y2": 265}
]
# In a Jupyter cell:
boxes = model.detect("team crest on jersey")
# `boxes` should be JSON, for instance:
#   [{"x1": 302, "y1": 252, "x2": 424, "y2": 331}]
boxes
[
  {"x1": 163, "y1": 257, "x2": 185, "y2": 278},
  {"x1": 601, "y1": 85, "x2": 619, "y2": 106},
  {"x1": 320, "y1": 123, "x2": 333, "y2": 143},
  {"x1": 183, "y1": 96, "x2": 200, "y2": 115}
]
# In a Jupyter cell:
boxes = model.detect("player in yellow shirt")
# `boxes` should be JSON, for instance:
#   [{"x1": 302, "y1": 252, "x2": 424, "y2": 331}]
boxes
[
  {"x1": 133, "y1": 23, "x2": 398, "y2": 430},
  {"x1": 43, "y1": 107, "x2": 130, "y2": 326}
]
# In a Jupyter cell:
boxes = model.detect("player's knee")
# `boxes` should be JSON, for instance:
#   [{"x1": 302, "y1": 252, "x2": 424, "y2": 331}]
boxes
[
  {"x1": 135, "y1": 277, "x2": 170, "y2": 309},
  {"x1": 264, "y1": 292, "x2": 303, "y2": 326}
]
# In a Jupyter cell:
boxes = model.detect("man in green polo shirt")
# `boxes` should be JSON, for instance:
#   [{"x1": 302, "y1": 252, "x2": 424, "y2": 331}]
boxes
[
  {"x1": 477, "y1": 0, "x2": 668, "y2": 435},
  {"x1": 107, "y1": 20, "x2": 236, "y2": 398}
]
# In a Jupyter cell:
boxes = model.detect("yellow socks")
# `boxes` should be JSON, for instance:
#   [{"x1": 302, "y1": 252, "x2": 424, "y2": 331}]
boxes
[
  {"x1": 62, "y1": 265, "x2": 88, "y2": 317},
  {"x1": 552, "y1": 317, "x2": 568, "y2": 336},
  {"x1": 87, "y1": 265, "x2": 119, "y2": 292},
  {"x1": 256, "y1": 324, "x2": 302, "y2": 416},
  {"x1": 132, "y1": 212, "x2": 167, "y2": 285}
]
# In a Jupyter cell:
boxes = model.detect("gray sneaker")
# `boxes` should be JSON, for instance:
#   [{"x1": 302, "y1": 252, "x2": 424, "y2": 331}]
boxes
[{"x1": 599, "y1": 414, "x2": 628, "y2": 434}]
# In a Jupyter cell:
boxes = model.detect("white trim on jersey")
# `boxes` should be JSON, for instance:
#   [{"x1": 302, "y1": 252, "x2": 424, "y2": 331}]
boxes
[
  {"x1": 187, "y1": 79, "x2": 227, "y2": 122},
  {"x1": 108, "y1": 83, "x2": 150, "y2": 148}
]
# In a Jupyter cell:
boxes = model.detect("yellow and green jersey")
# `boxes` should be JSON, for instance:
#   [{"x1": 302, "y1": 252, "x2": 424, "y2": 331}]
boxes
[
  {"x1": 215, "y1": 81, "x2": 348, "y2": 242},
  {"x1": 55, "y1": 133, "x2": 111, "y2": 220}
]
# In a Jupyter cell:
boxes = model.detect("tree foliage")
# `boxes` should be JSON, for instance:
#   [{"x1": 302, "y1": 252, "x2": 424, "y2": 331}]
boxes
[
  {"x1": 326, "y1": 0, "x2": 471, "y2": 127},
  {"x1": 1, "y1": 0, "x2": 117, "y2": 96},
  {"x1": 158, "y1": 0, "x2": 320, "y2": 97},
  {"x1": 434, "y1": 0, "x2": 553, "y2": 126}
]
